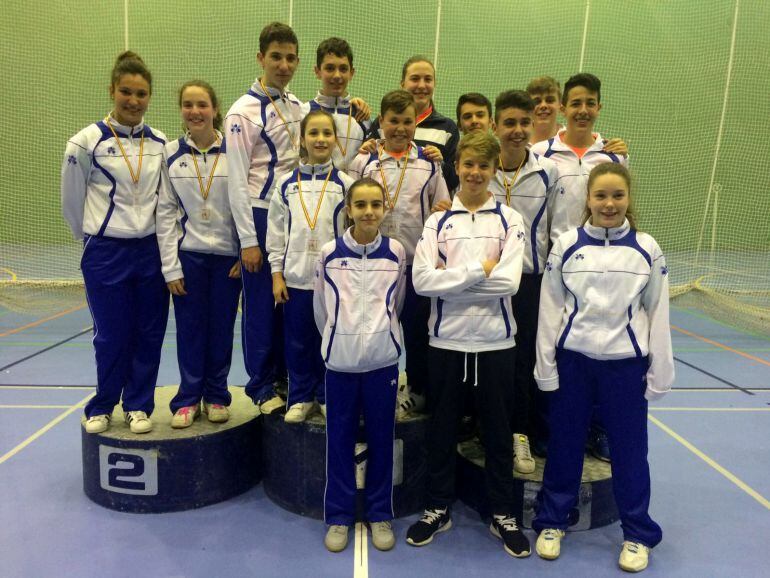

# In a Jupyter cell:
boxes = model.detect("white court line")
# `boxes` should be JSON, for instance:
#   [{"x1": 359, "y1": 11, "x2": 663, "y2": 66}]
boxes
[
  {"x1": 0, "y1": 404, "x2": 73, "y2": 409},
  {"x1": 0, "y1": 392, "x2": 92, "y2": 466},
  {"x1": 354, "y1": 522, "x2": 368, "y2": 578},
  {"x1": 670, "y1": 388, "x2": 768, "y2": 393},
  {"x1": 648, "y1": 414, "x2": 770, "y2": 511},
  {"x1": 651, "y1": 407, "x2": 770, "y2": 412}
]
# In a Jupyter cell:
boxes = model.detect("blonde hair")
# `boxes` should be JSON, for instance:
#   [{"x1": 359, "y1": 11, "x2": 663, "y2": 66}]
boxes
[{"x1": 455, "y1": 131, "x2": 500, "y2": 163}]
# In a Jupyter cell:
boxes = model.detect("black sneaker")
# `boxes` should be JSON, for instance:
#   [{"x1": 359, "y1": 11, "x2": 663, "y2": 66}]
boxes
[
  {"x1": 588, "y1": 429, "x2": 611, "y2": 462},
  {"x1": 406, "y1": 508, "x2": 452, "y2": 546},
  {"x1": 490, "y1": 514, "x2": 531, "y2": 557}
]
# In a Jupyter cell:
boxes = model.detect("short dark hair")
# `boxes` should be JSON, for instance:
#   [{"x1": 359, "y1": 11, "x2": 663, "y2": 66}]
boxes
[
  {"x1": 494, "y1": 90, "x2": 534, "y2": 122},
  {"x1": 562, "y1": 72, "x2": 601, "y2": 105},
  {"x1": 111, "y1": 51, "x2": 152, "y2": 92},
  {"x1": 259, "y1": 22, "x2": 298, "y2": 54},
  {"x1": 316, "y1": 37, "x2": 353, "y2": 68},
  {"x1": 456, "y1": 93, "x2": 492, "y2": 124},
  {"x1": 380, "y1": 90, "x2": 415, "y2": 117},
  {"x1": 178, "y1": 80, "x2": 222, "y2": 131}
]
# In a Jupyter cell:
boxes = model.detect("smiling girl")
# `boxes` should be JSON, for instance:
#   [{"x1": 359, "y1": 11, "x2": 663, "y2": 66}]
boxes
[
  {"x1": 62, "y1": 52, "x2": 168, "y2": 435},
  {"x1": 155, "y1": 80, "x2": 241, "y2": 428},
  {"x1": 533, "y1": 163, "x2": 674, "y2": 572},
  {"x1": 266, "y1": 109, "x2": 355, "y2": 423}
]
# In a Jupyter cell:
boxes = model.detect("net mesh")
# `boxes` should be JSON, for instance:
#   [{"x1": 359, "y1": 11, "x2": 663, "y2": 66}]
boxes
[{"x1": 2, "y1": 0, "x2": 769, "y2": 333}]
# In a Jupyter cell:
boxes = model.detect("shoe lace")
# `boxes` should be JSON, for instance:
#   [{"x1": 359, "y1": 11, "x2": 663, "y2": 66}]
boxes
[
  {"x1": 373, "y1": 521, "x2": 392, "y2": 530},
  {"x1": 331, "y1": 525, "x2": 347, "y2": 534},
  {"x1": 128, "y1": 411, "x2": 147, "y2": 421},
  {"x1": 514, "y1": 435, "x2": 532, "y2": 460},
  {"x1": 624, "y1": 541, "x2": 645, "y2": 554},
  {"x1": 542, "y1": 528, "x2": 561, "y2": 540},
  {"x1": 494, "y1": 515, "x2": 519, "y2": 532},
  {"x1": 420, "y1": 508, "x2": 446, "y2": 524}
]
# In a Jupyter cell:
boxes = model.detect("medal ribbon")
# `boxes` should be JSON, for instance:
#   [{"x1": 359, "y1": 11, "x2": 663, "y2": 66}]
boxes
[
  {"x1": 498, "y1": 154, "x2": 526, "y2": 207},
  {"x1": 260, "y1": 78, "x2": 299, "y2": 151},
  {"x1": 106, "y1": 116, "x2": 144, "y2": 184},
  {"x1": 190, "y1": 134, "x2": 222, "y2": 201},
  {"x1": 378, "y1": 145, "x2": 411, "y2": 210},
  {"x1": 297, "y1": 168, "x2": 332, "y2": 231}
]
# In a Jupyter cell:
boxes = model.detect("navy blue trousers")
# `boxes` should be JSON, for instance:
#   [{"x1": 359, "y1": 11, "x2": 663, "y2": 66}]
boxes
[
  {"x1": 241, "y1": 207, "x2": 285, "y2": 403},
  {"x1": 82, "y1": 235, "x2": 169, "y2": 417},
  {"x1": 284, "y1": 288, "x2": 325, "y2": 406},
  {"x1": 401, "y1": 266, "x2": 431, "y2": 396},
  {"x1": 169, "y1": 250, "x2": 241, "y2": 412},
  {"x1": 533, "y1": 349, "x2": 663, "y2": 547},
  {"x1": 324, "y1": 365, "x2": 398, "y2": 525}
]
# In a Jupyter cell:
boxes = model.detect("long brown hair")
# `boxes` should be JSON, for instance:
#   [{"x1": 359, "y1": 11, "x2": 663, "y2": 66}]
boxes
[{"x1": 582, "y1": 162, "x2": 638, "y2": 230}]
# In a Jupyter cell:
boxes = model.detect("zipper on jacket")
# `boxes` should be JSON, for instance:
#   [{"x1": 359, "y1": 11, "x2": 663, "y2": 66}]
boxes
[
  {"x1": 604, "y1": 227, "x2": 610, "y2": 247},
  {"x1": 361, "y1": 245, "x2": 368, "y2": 353}
]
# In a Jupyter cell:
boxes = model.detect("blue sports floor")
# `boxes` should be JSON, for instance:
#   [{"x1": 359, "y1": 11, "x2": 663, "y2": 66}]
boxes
[{"x1": 0, "y1": 299, "x2": 768, "y2": 577}]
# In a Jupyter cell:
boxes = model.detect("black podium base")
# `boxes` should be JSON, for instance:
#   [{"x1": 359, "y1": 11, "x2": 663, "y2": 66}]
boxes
[
  {"x1": 81, "y1": 386, "x2": 261, "y2": 513},
  {"x1": 456, "y1": 438, "x2": 619, "y2": 529},
  {"x1": 262, "y1": 411, "x2": 428, "y2": 520}
]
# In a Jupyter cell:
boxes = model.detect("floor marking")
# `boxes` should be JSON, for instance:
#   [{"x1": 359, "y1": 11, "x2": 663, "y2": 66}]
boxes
[
  {"x1": 0, "y1": 268, "x2": 18, "y2": 281},
  {"x1": 0, "y1": 404, "x2": 74, "y2": 409},
  {"x1": 0, "y1": 385, "x2": 94, "y2": 390},
  {"x1": 0, "y1": 327, "x2": 93, "y2": 372},
  {"x1": 648, "y1": 414, "x2": 770, "y2": 511},
  {"x1": 0, "y1": 392, "x2": 92, "y2": 466},
  {"x1": 354, "y1": 522, "x2": 368, "y2": 578},
  {"x1": 674, "y1": 356, "x2": 754, "y2": 395},
  {"x1": 0, "y1": 304, "x2": 87, "y2": 338},
  {"x1": 671, "y1": 388, "x2": 769, "y2": 392},
  {"x1": 650, "y1": 407, "x2": 770, "y2": 412},
  {"x1": 672, "y1": 324, "x2": 770, "y2": 368}
]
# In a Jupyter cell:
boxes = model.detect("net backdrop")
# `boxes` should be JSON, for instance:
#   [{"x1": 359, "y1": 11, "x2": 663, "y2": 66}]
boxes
[{"x1": 2, "y1": 0, "x2": 768, "y2": 333}]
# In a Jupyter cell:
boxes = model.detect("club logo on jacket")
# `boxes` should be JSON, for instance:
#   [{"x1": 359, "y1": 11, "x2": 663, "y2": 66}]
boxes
[
  {"x1": 107, "y1": 146, "x2": 116, "y2": 155},
  {"x1": 575, "y1": 253, "x2": 585, "y2": 260},
  {"x1": 661, "y1": 265, "x2": 668, "y2": 275},
  {"x1": 341, "y1": 260, "x2": 348, "y2": 268},
  {"x1": 180, "y1": 161, "x2": 188, "y2": 168},
  {"x1": 445, "y1": 223, "x2": 453, "y2": 230},
  {"x1": 517, "y1": 230, "x2": 525, "y2": 240},
  {"x1": 67, "y1": 155, "x2": 77, "y2": 165},
  {"x1": 545, "y1": 261, "x2": 553, "y2": 271},
  {"x1": 230, "y1": 124, "x2": 241, "y2": 134}
]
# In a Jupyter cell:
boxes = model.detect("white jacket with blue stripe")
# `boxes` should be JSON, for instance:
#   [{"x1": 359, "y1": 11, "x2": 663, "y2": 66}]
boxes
[
  {"x1": 534, "y1": 220, "x2": 674, "y2": 400},
  {"x1": 488, "y1": 150, "x2": 560, "y2": 275},
  {"x1": 267, "y1": 160, "x2": 355, "y2": 290},
  {"x1": 530, "y1": 131, "x2": 628, "y2": 244},
  {"x1": 224, "y1": 80, "x2": 302, "y2": 247},
  {"x1": 313, "y1": 229, "x2": 407, "y2": 373},
  {"x1": 412, "y1": 194, "x2": 526, "y2": 353},
  {"x1": 61, "y1": 116, "x2": 166, "y2": 240}
]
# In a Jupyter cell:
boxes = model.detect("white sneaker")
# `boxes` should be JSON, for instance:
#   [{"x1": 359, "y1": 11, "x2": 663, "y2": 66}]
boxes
[
  {"x1": 513, "y1": 433, "x2": 536, "y2": 474},
  {"x1": 370, "y1": 521, "x2": 395, "y2": 551},
  {"x1": 396, "y1": 384, "x2": 425, "y2": 420},
  {"x1": 284, "y1": 402, "x2": 314, "y2": 423},
  {"x1": 259, "y1": 395, "x2": 285, "y2": 415},
  {"x1": 318, "y1": 403, "x2": 326, "y2": 418},
  {"x1": 536, "y1": 528, "x2": 565, "y2": 560},
  {"x1": 85, "y1": 414, "x2": 110, "y2": 434},
  {"x1": 203, "y1": 402, "x2": 230, "y2": 423},
  {"x1": 171, "y1": 404, "x2": 200, "y2": 428},
  {"x1": 125, "y1": 411, "x2": 152, "y2": 434},
  {"x1": 619, "y1": 541, "x2": 649, "y2": 572},
  {"x1": 325, "y1": 525, "x2": 349, "y2": 552}
]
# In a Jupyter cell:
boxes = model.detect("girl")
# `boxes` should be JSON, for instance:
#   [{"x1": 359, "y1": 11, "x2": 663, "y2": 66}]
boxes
[
  {"x1": 314, "y1": 178, "x2": 406, "y2": 553},
  {"x1": 267, "y1": 110, "x2": 354, "y2": 423},
  {"x1": 156, "y1": 80, "x2": 241, "y2": 428},
  {"x1": 532, "y1": 163, "x2": 674, "y2": 572},
  {"x1": 62, "y1": 52, "x2": 168, "y2": 435}
]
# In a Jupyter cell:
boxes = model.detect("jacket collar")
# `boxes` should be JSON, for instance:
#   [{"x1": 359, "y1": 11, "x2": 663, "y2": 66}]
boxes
[
  {"x1": 105, "y1": 113, "x2": 145, "y2": 135},
  {"x1": 342, "y1": 227, "x2": 382, "y2": 255},
  {"x1": 298, "y1": 159, "x2": 334, "y2": 175},
  {"x1": 313, "y1": 91, "x2": 351, "y2": 110},
  {"x1": 583, "y1": 218, "x2": 631, "y2": 240},
  {"x1": 183, "y1": 130, "x2": 223, "y2": 153},
  {"x1": 450, "y1": 191, "x2": 498, "y2": 212},
  {"x1": 551, "y1": 130, "x2": 606, "y2": 153}
]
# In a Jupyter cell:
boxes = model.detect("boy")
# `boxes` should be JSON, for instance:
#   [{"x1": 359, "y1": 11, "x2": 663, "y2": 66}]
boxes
[
  {"x1": 348, "y1": 90, "x2": 449, "y2": 419},
  {"x1": 530, "y1": 73, "x2": 629, "y2": 245},
  {"x1": 302, "y1": 37, "x2": 371, "y2": 171},
  {"x1": 408, "y1": 131, "x2": 529, "y2": 557},
  {"x1": 225, "y1": 22, "x2": 302, "y2": 414},
  {"x1": 457, "y1": 93, "x2": 493, "y2": 135},
  {"x1": 488, "y1": 90, "x2": 559, "y2": 473},
  {"x1": 526, "y1": 76, "x2": 563, "y2": 145}
]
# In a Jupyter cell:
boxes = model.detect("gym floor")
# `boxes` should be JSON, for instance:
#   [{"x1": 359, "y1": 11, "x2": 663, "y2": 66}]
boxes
[{"x1": 1, "y1": 301, "x2": 768, "y2": 577}]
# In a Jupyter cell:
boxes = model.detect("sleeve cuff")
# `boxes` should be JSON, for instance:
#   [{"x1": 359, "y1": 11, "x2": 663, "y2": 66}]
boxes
[
  {"x1": 644, "y1": 388, "x2": 668, "y2": 402},
  {"x1": 163, "y1": 270, "x2": 183, "y2": 283},
  {"x1": 240, "y1": 235, "x2": 258, "y2": 249},
  {"x1": 535, "y1": 375, "x2": 559, "y2": 391},
  {"x1": 466, "y1": 260, "x2": 487, "y2": 283}
]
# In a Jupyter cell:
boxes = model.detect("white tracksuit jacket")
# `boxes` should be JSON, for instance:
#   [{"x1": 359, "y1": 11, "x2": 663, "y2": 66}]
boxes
[
  {"x1": 347, "y1": 142, "x2": 450, "y2": 264},
  {"x1": 61, "y1": 115, "x2": 166, "y2": 240},
  {"x1": 156, "y1": 132, "x2": 239, "y2": 282},
  {"x1": 412, "y1": 194, "x2": 526, "y2": 353},
  {"x1": 530, "y1": 131, "x2": 628, "y2": 244},
  {"x1": 488, "y1": 150, "x2": 560, "y2": 275},
  {"x1": 266, "y1": 160, "x2": 355, "y2": 290},
  {"x1": 300, "y1": 92, "x2": 371, "y2": 171},
  {"x1": 534, "y1": 220, "x2": 674, "y2": 400},
  {"x1": 314, "y1": 229, "x2": 407, "y2": 373}
]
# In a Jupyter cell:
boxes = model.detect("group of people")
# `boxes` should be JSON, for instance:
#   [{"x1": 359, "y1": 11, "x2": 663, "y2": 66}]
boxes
[{"x1": 61, "y1": 20, "x2": 674, "y2": 573}]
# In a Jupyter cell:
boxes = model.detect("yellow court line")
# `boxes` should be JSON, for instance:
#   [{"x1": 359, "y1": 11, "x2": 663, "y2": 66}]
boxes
[
  {"x1": 0, "y1": 392, "x2": 92, "y2": 466},
  {"x1": 0, "y1": 304, "x2": 87, "y2": 338},
  {"x1": 0, "y1": 268, "x2": 18, "y2": 281},
  {"x1": 672, "y1": 324, "x2": 770, "y2": 368},
  {"x1": 0, "y1": 386, "x2": 94, "y2": 390},
  {"x1": 650, "y1": 407, "x2": 770, "y2": 412},
  {"x1": 648, "y1": 414, "x2": 770, "y2": 511},
  {"x1": 0, "y1": 404, "x2": 74, "y2": 409},
  {"x1": 354, "y1": 522, "x2": 368, "y2": 578}
]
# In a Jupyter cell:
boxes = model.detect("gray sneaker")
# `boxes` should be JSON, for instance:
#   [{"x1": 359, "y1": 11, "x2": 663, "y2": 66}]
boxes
[
  {"x1": 325, "y1": 525, "x2": 349, "y2": 553},
  {"x1": 370, "y1": 521, "x2": 395, "y2": 551}
]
